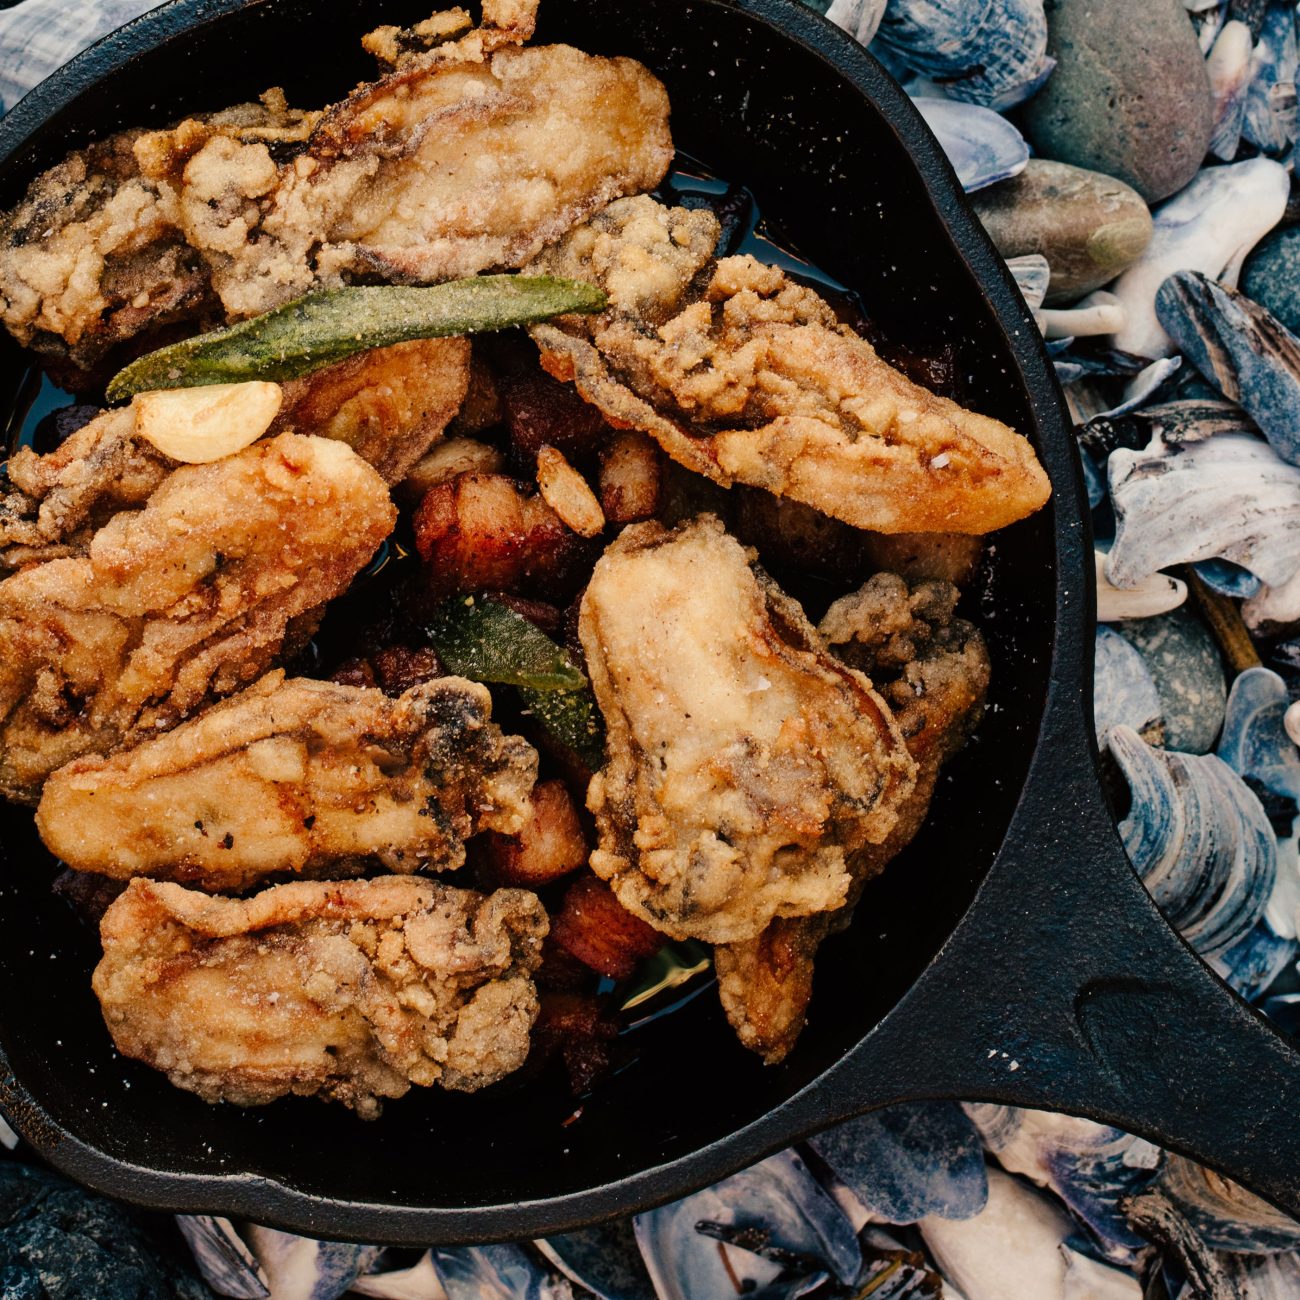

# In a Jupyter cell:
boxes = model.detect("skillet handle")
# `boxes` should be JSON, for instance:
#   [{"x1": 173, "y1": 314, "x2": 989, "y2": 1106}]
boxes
[{"x1": 831, "y1": 710, "x2": 1300, "y2": 1221}]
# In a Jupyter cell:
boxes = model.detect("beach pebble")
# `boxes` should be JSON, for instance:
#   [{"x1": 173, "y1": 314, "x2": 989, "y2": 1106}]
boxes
[
  {"x1": 1022, "y1": 0, "x2": 1213, "y2": 202},
  {"x1": 1112, "y1": 607, "x2": 1228, "y2": 754},
  {"x1": 1241, "y1": 225, "x2": 1300, "y2": 336},
  {"x1": 970, "y1": 160, "x2": 1153, "y2": 304},
  {"x1": 0, "y1": 1161, "x2": 213, "y2": 1299}
]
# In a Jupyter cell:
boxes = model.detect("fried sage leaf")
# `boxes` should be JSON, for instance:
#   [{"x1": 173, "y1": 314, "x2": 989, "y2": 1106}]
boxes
[
  {"x1": 426, "y1": 596, "x2": 586, "y2": 692},
  {"x1": 106, "y1": 277, "x2": 606, "y2": 400},
  {"x1": 425, "y1": 595, "x2": 605, "y2": 768}
]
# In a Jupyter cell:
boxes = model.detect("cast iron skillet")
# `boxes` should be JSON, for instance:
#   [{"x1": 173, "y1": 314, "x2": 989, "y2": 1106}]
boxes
[{"x1": 2, "y1": 0, "x2": 1300, "y2": 1246}]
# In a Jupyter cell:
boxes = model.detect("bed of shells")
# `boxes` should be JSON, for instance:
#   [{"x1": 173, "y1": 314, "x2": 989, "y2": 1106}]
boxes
[{"x1": 6, "y1": 0, "x2": 1300, "y2": 1296}]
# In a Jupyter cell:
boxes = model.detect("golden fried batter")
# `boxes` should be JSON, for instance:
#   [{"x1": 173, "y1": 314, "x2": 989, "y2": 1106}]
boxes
[
  {"x1": 271, "y1": 338, "x2": 472, "y2": 485},
  {"x1": 0, "y1": 3, "x2": 673, "y2": 371},
  {"x1": 0, "y1": 433, "x2": 395, "y2": 803},
  {"x1": 579, "y1": 515, "x2": 917, "y2": 945},
  {"x1": 94, "y1": 875, "x2": 548, "y2": 1114},
  {"x1": 38, "y1": 670, "x2": 537, "y2": 893},
  {"x1": 715, "y1": 572, "x2": 991, "y2": 1061},
  {"x1": 530, "y1": 196, "x2": 1051, "y2": 535}
]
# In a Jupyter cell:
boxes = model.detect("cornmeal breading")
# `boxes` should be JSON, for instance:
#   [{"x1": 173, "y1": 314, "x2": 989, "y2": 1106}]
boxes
[
  {"x1": 579, "y1": 515, "x2": 917, "y2": 945},
  {"x1": 0, "y1": 433, "x2": 395, "y2": 803},
  {"x1": 529, "y1": 195, "x2": 1051, "y2": 535},
  {"x1": 0, "y1": 2, "x2": 673, "y2": 373},
  {"x1": 714, "y1": 572, "x2": 991, "y2": 1061},
  {"x1": 37, "y1": 671, "x2": 537, "y2": 893},
  {"x1": 94, "y1": 875, "x2": 548, "y2": 1114}
]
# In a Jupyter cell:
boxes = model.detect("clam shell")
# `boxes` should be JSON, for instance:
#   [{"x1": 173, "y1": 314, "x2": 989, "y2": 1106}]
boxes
[
  {"x1": 1108, "y1": 725, "x2": 1276, "y2": 958},
  {"x1": 963, "y1": 1104, "x2": 1161, "y2": 1263},
  {"x1": 1206, "y1": 19, "x2": 1255, "y2": 159},
  {"x1": 176, "y1": 1216, "x2": 270, "y2": 1300},
  {"x1": 633, "y1": 1150, "x2": 862, "y2": 1299},
  {"x1": 877, "y1": 0, "x2": 1054, "y2": 110},
  {"x1": 1095, "y1": 626, "x2": 1165, "y2": 744},
  {"x1": 1095, "y1": 552, "x2": 1188, "y2": 622},
  {"x1": 350, "y1": 1253, "x2": 446, "y2": 1300},
  {"x1": 1243, "y1": 1, "x2": 1298, "y2": 153},
  {"x1": 806, "y1": 1101, "x2": 988, "y2": 1224},
  {"x1": 911, "y1": 96, "x2": 1029, "y2": 192},
  {"x1": 1109, "y1": 158, "x2": 1289, "y2": 358},
  {"x1": 1106, "y1": 430, "x2": 1300, "y2": 589},
  {"x1": 1156, "y1": 269, "x2": 1300, "y2": 467},
  {"x1": 919, "y1": 1166, "x2": 1141, "y2": 1300},
  {"x1": 241, "y1": 1227, "x2": 385, "y2": 1300},
  {"x1": 825, "y1": 0, "x2": 887, "y2": 46},
  {"x1": 429, "y1": 1245, "x2": 574, "y2": 1298}
]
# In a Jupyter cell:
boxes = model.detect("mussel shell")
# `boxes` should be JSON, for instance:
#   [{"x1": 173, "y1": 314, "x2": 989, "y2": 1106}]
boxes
[
  {"x1": 176, "y1": 1216, "x2": 270, "y2": 1299},
  {"x1": 241, "y1": 1227, "x2": 385, "y2": 1300},
  {"x1": 536, "y1": 1221, "x2": 656, "y2": 1300},
  {"x1": 911, "y1": 97, "x2": 1029, "y2": 192}
]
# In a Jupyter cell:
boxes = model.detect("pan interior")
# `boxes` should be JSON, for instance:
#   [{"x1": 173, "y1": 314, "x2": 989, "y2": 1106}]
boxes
[{"x1": 0, "y1": 0, "x2": 1056, "y2": 1210}]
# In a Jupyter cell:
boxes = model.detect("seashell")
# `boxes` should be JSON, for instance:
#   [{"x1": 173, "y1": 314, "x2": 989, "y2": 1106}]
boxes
[
  {"x1": 1095, "y1": 550, "x2": 1187, "y2": 621},
  {"x1": 242, "y1": 1227, "x2": 385, "y2": 1300},
  {"x1": 429, "y1": 1245, "x2": 574, "y2": 1298},
  {"x1": 877, "y1": 0, "x2": 1054, "y2": 110},
  {"x1": 1094, "y1": 627, "x2": 1165, "y2": 745},
  {"x1": 176, "y1": 1216, "x2": 270, "y2": 1300},
  {"x1": 1006, "y1": 253, "x2": 1051, "y2": 312},
  {"x1": 1138, "y1": 1154, "x2": 1300, "y2": 1254},
  {"x1": 1245, "y1": 566, "x2": 1300, "y2": 633},
  {"x1": 1108, "y1": 158, "x2": 1289, "y2": 358},
  {"x1": 1193, "y1": 557, "x2": 1262, "y2": 598},
  {"x1": 825, "y1": 0, "x2": 887, "y2": 46},
  {"x1": 1039, "y1": 292, "x2": 1127, "y2": 341},
  {"x1": 1156, "y1": 269, "x2": 1300, "y2": 467},
  {"x1": 351, "y1": 1253, "x2": 447, "y2": 1300},
  {"x1": 963, "y1": 1104, "x2": 1162, "y2": 1263},
  {"x1": 806, "y1": 1100, "x2": 988, "y2": 1224},
  {"x1": 0, "y1": 1114, "x2": 17, "y2": 1150},
  {"x1": 1287, "y1": 699, "x2": 1300, "y2": 748},
  {"x1": 1243, "y1": 1, "x2": 1298, "y2": 153},
  {"x1": 1218, "y1": 1252, "x2": 1300, "y2": 1300},
  {"x1": 910, "y1": 97, "x2": 1029, "y2": 192},
  {"x1": 919, "y1": 1166, "x2": 1142, "y2": 1300},
  {"x1": 1108, "y1": 724, "x2": 1276, "y2": 958},
  {"x1": 536, "y1": 1221, "x2": 656, "y2": 1300},
  {"x1": 1106, "y1": 430, "x2": 1300, "y2": 589},
  {"x1": 633, "y1": 1150, "x2": 862, "y2": 1299},
  {"x1": 1206, "y1": 20, "x2": 1255, "y2": 159}
]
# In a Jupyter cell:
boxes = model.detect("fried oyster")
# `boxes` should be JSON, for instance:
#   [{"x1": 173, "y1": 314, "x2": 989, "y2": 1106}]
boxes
[
  {"x1": 714, "y1": 572, "x2": 991, "y2": 1062},
  {"x1": 529, "y1": 195, "x2": 1051, "y2": 535},
  {"x1": 37, "y1": 671, "x2": 537, "y2": 893},
  {"x1": 94, "y1": 875, "x2": 548, "y2": 1114},
  {"x1": 0, "y1": 433, "x2": 395, "y2": 803},
  {"x1": 578, "y1": 514, "x2": 917, "y2": 945},
  {"x1": 0, "y1": 0, "x2": 673, "y2": 376}
]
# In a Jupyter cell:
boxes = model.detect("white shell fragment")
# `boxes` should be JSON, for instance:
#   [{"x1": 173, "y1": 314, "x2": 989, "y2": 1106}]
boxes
[
  {"x1": 1286, "y1": 700, "x2": 1300, "y2": 749},
  {"x1": 1007, "y1": 253, "x2": 1051, "y2": 312},
  {"x1": 912, "y1": 96, "x2": 1029, "y2": 192},
  {"x1": 1095, "y1": 550, "x2": 1187, "y2": 621},
  {"x1": 1244, "y1": 566, "x2": 1300, "y2": 633},
  {"x1": 132, "y1": 381, "x2": 283, "y2": 463},
  {"x1": 826, "y1": 0, "x2": 887, "y2": 46},
  {"x1": 1107, "y1": 432, "x2": 1300, "y2": 590},
  {"x1": 1039, "y1": 292, "x2": 1127, "y2": 341},
  {"x1": 1108, "y1": 158, "x2": 1289, "y2": 359}
]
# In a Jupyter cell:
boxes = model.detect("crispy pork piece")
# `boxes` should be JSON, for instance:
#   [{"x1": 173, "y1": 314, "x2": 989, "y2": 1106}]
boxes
[
  {"x1": 0, "y1": 433, "x2": 395, "y2": 803},
  {"x1": 37, "y1": 670, "x2": 537, "y2": 893},
  {"x1": 0, "y1": 1, "x2": 674, "y2": 373},
  {"x1": 94, "y1": 875, "x2": 548, "y2": 1114},
  {"x1": 271, "y1": 338, "x2": 471, "y2": 484},
  {"x1": 480, "y1": 778, "x2": 588, "y2": 888},
  {"x1": 714, "y1": 572, "x2": 990, "y2": 1062},
  {"x1": 0, "y1": 407, "x2": 172, "y2": 569},
  {"x1": 578, "y1": 515, "x2": 917, "y2": 945},
  {"x1": 529, "y1": 196, "x2": 1051, "y2": 535}
]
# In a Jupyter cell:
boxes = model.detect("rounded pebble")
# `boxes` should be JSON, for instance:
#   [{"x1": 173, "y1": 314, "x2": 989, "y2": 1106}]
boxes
[
  {"x1": 1241, "y1": 224, "x2": 1300, "y2": 337},
  {"x1": 972, "y1": 159, "x2": 1153, "y2": 304},
  {"x1": 1022, "y1": 0, "x2": 1214, "y2": 203},
  {"x1": 1112, "y1": 606, "x2": 1228, "y2": 754}
]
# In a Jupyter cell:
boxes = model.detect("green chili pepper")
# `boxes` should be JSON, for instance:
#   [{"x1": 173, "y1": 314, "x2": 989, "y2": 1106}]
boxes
[{"x1": 106, "y1": 276, "x2": 606, "y2": 401}]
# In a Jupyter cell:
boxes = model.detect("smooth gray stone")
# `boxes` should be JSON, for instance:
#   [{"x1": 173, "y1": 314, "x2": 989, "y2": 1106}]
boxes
[
  {"x1": 1112, "y1": 606, "x2": 1228, "y2": 753},
  {"x1": 1023, "y1": 0, "x2": 1214, "y2": 202}
]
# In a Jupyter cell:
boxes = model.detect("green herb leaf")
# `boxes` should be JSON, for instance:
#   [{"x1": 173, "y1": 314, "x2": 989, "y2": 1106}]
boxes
[
  {"x1": 518, "y1": 684, "x2": 606, "y2": 772},
  {"x1": 106, "y1": 276, "x2": 607, "y2": 400},
  {"x1": 425, "y1": 596, "x2": 587, "y2": 692}
]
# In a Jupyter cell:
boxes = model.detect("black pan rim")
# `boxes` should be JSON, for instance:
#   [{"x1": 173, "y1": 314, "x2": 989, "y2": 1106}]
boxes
[{"x1": 0, "y1": 0, "x2": 1090, "y2": 1244}]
